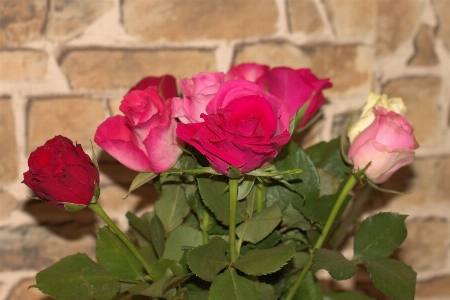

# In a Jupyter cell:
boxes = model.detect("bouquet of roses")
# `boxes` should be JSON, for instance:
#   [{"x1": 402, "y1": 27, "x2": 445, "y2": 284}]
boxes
[{"x1": 23, "y1": 63, "x2": 419, "y2": 300}]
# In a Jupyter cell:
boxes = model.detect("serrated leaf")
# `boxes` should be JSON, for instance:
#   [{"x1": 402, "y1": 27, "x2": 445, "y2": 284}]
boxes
[
  {"x1": 126, "y1": 212, "x2": 152, "y2": 241},
  {"x1": 209, "y1": 268, "x2": 259, "y2": 300},
  {"x1": 155, "y1": 183, "x2": 190, "y2": 233},
  {"x1": 127, "y1": 172, "x2": 157, "y2": 196},
  {"x1": 149, "y1": 258, "x2": 184, "y2": 281},
  {"x1": 236, "y1": 202, "x2": 282, "y2": 244},
  {"x1": 139, "y1": 268, "x2": 175, "y2": 298},
  {"x1": 254, "y1": 281, "x2": 276, "y2": 300},
  {"x1": 282, "y1": 203, "x2": 312, "y2": 230},
  {"x1": 293, "y1": 271, "x2": 322, "y2": 300},
  {"x1": 354, "y1": 212, "x2": 408, "y2": 261},
  {"x1": 238, "y1": 176, "x2": 255, "y2": 200},
  {"x1": 187, "y1": 237, "x2": 229, "y2": 281},
  {"x1": 96, "y1": 227, "x2": 144, "y2": 281},
  {"x1": 233, "y1": 244, "x2": 296, "y2": 276},
  {"x1": 314, "y1": 248, "x2": 357, "y2": 280},
  {"x1": 365, "y1": 258, "x2": 416, "y2": 300},
  {"x1": 163, "y1": 226, "x2": 203, "y2": 261},
  {"x1": 305, "y1": 137, "x2": 347, "y2": 180},
  {"x1": 34, "y1": 253, "x2": 120, "y2": 300},
  {"x1": 185, "y1": 290, "x2": 209, "y2": 300},
  {"x1": 150, "y1": 214, "x2": 165, "y2": 258},
  {"x1": 323, "y1": 291, "x2": 375, "y2": 300}
]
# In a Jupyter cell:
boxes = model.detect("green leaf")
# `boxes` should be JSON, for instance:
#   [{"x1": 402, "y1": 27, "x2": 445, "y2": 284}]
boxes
[
  {"x1": 209, "y1": 268, "x2": 259, "y2": 300},
  {"x1": 293, "y1": 271, "x2": 322, "y2": 300},
  {"x1": 126, "y1": 211, "x2": 152, "y2": 241},
  {"x1": 254, "y1": 281, "x2": 276, "y2": 300},
  {"x1": 314, "y1": 248, "x2": 357, "y2": 280},
  {"x1": 139, "y1": 268, "x2": 176, "y2": 298},
  {"x1": 236, "y1": 202, "x2": 282, "y2": 244},
  {"x1": 354, "y1": 212, "x2": 408, "y2": 261},
  {"x1": 187, "y1": 237, "x2": 229, "y2": 282},
  {"x1": 150, "y1": 214, "x2": 166, "y2": 258},
  {"x1": 305, "y1": 137, "x2": 347, "y2": 180},
  {"x1": 238, "y1": 176, "x2": 255, "y2": 200},
  {"x1": 96, "y1": 227, "x2": 144, "y2": 281},
  {"x1": 197, "y1": 176, "x2": 245, "y2": 225},
  {"x1": 323, "y1": 291, "x2": 375, "y2": 300},
  {"x1": 365, "y1": 258, "x2": 416, "y2": 300},
  {"x1": 149, "y1": 258, "x2": 184, "y2": 281},
  {"x1": 127, "y1": 172, "x2": 157, "y2": 197},
  {"x1": 233, "y1": 244, "x2": 296, "y2": 276},
  {"x1": 185, "y1": 290, "x2": 209, "y2": 300},
  {"x1": 163, "y1": 226, "x2": 203, "y2": 261},
  {"x1": 34, "y1": 253, "x2": 120, "y2": 300},
  {"x1": 155, "y1": 182, "x2": 190, "y2": 233},
  {"x1": 282, "y1": 203, "x2": 312, "y2": 230}
]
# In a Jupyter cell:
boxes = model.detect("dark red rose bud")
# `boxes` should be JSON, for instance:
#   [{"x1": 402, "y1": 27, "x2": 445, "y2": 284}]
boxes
[{"x1": 22, "y1": 136, "x2": 100, "y2": 212}]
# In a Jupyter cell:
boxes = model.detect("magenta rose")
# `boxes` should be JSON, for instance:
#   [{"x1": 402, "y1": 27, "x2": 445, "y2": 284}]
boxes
[
  {"x1": 22, "y1": 136, "x2": 99, "y2": 211},
  {"x1": 348, "y1": 107, "x2": 419, "y2": 183},
  {"x1": 172, "y1": 72, "x2": 225, "y2": 123},
  {"x1": 226, "y1": 63, "x2": 270, "y2": 89},
  {"x1": 129, "y1": 75, "x2": 178, "y2": 100},
  {"x1": 267, "y1": 67, "x2": 331, "y2": 127},
  {"x1": 94, "y1": 86, "x2": 183, "y2": 173},
  {"x1": 177, "y1": 80, "x2": 291, "y2": 175}
]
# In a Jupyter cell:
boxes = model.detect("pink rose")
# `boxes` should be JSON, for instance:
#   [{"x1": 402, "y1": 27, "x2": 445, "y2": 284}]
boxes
[
  {"x1": 226, "y1": 63, "x2": 270, "y2": 89},
  {"x1": 94, "y1": 86, "x2": 183, "y2": 173},
  {"x1": 129, "y1": 75, "x2": 178, "y2": 100},
  {"x1": 177, "y1": 80, "x2": 291, "y2": 175},
  {"x1": 266, "y1": 67, "x2": 331, "y2": 127},
  {"x1": 172, "y1": 72, "x2": 225, "y2": 123},
  {"x1": 348, "y1": 107, "x2": 419, "y2": 183}
]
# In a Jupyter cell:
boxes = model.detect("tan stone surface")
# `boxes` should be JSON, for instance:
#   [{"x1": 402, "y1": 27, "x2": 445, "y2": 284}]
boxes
[
  {"x1": 122, "y1": 0, "x2": 277, "y2": 42},
  {"x1": 416, "y1": 275, "x2": 450, "y2": 298},
  {"x1": 60, "y1": 50, "x2": 216, "y2": 91},
  {"x1": 0, "y1": 50, "x2": 48, "y2": 80},
  {"x1": 375, "y1": 0, "x2": 422, "y2": 57},
  {"x1": 8, "y1": 278, "x2": 53, "y2": 300},
  {"x1": 0, "y1": 98, "x2": 18, "y2": 182},
  {"x1": 99, "y1": 184, "x2": 156, "y2": 214},
  {"x1": 434, "y1": 0, "x2": 450, "y2": 51},
  {"x1": 0, "y1": 189, "x2": 17, "y2": 220},
  {"x1": 27, "y1": 97, "x2": 104, "y2": 153},
  {"x1": 383, "y1": 77, "x2": 441, "y2": 147},
  {"x1": 287, "y1": 0, "x2": 324, "y2": 34},
  {"x1": 398, "y1": 218, "x2": 448, "y2": 272},
  {"x1": 0, "y1": 0, "x2": 47, "y2": 46},
  {"x1": 0, "y1": 226, "x2": 95, "y2": 271},
  {"x1": 46, "y1": 0, "x2": 114, "y2": 41},
  {"x1": 408, "y1": 25, "x2": 438, "y2": 66},
  {"x1": 324, "y1": 0, "x2": 377, "y2": 43},
  {"x1": 108, "y1": 98, "x2": 123, "y2": 116}
]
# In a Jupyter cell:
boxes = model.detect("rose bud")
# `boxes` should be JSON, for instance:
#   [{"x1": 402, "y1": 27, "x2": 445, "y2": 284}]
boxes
[
  {"x1": 22, "y1": 136, "x2": 100, "y2": 212},
  {"x1": 348, "y1": 107, "x2": 419, "y2": 184},
  {"x1": 225, "y1": 63, "x2": 270, "y2": 89}
]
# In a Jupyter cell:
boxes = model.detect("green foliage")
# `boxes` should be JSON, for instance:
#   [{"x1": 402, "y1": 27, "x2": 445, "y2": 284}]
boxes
[
  {"x1": 323, "y1": 291, "x2": 375, "y2": 300},
  {"x1": 209, "y1": 268, "x2": 259, "y2": 300},
  {"x1": 163, "y1": 226, "x2": 203, "y2": 261},
  {"x1": 314, "y1": 248, "x2": 357, "y2": 280}
]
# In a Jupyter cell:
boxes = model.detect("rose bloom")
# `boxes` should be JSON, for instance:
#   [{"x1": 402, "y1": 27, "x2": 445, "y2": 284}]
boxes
[
  {"x1": 348, "y1": 107, "x2": 419, "y2": 183},
  {"x1": 129, "y1": 75, "x2": 178, "y2": 100},
  {"x1": 177, "y1": 80, "x2": 291, "y2": 175},
  {"x1": 172, "y1": 72, "x2": 225, "y2": 123},
  {"x1": 94, "y1": 85, "x2": 183, "y2": 173},
  {"x1": 22, "y1": 136, "x2": 99, "y2": 211},
  {"x1": 225, "y1": 63, "x2": 270, "y2": 89}
]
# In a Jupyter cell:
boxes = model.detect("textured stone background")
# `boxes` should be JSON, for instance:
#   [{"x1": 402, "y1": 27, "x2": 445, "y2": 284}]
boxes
[{"x1": 0, "y1": 0, "x2": 449, "y2": 299}]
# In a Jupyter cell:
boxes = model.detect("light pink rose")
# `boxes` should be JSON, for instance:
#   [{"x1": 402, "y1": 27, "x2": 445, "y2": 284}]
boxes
[
  {"x1": 226, "y1": 63, "x2": 270, "y2": 89},
  {"x1": 177, "y1": 80, "x2": 291, "y2": 175},
  {"x1": 94, "y1": 86, "x2": 183, "y2": 173},
  {"x1": 348, "y1": 107, "x2": 419, "y2": 183},
  {"x1": 172, "y1": 72, "x2": 225, "y2": 123},
  {"x1": 266, "y1": 67, "x2": 331, "y2": 127}
]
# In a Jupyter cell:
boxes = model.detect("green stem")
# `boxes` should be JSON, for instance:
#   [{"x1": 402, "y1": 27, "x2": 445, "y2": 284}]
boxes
[
  {"x1": 229, "y1": 178, "x2": 239, "y2": 262},
  {"x1": 89, "y1": 203, "x2": 153, "y2": 280},
  {"x1": 201, "y1": 208, "x2": 211, "y2": 245},
  {"x1": 285, "y1": 174, "x2": 357, "y2": 300},
  {"x1": 255, "y1": 179, "x2": 264, "y2": 213}
]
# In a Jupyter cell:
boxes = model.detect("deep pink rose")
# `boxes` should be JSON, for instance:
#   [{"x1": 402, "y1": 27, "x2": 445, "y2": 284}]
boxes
[
  {"x1": 226, "y1": 63, "x2": 270, "y2": 89},
  {"x1": 129, "y1": 75, "x2": 178, "y2": 100},
  {"x1": 22, "y1": 136, "x2": 99, "y2": 211},
  {"x1": 94, "y1": 86, "x2": 183, "y2": 173},
  {"x1": 172, "y1": 72, "x2": 225, "y2": 123},
  {"x1": 177, "y1": 80, "x2": 291, "y2": 175},
  {"x1": 348, "y1": 107, "x2": 419, "y2": 183},
  {"x1": 267, "y1": 67, "x2": 331, "y2": 127}
]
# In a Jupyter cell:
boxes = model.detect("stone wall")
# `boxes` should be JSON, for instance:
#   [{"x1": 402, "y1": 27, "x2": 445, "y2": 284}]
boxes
[{"x1": 0, "y1": 0, "x2": 449, "y2": 299}]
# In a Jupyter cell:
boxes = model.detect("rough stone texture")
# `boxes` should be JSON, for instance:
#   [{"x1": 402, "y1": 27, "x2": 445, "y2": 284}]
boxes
[
  {"x1": 0, "y1": 190, "x2": 16, "y2": 219},
  {"x1": 287, "y1": 0, "x2": 324, "y2": 34},
  {"x1": 122, "y1": 0, "x2": 278, "y2": 42},
  {"x1": 0, "y1": 226, "x2": 95, "y2": 271},
  {"x1": 408, "y1": 25, "x2": 439, "y2": 66},
  {"x1": 0, "y1": 98, "x2": 18, "y2": 182},
  {"x1": 398, "y1": 218, "x2": 448, "y2": 272},
  {"x1": 60, "y1": 50, "x2": 216, "y2": 91},
  {"x1": 0, "y1": 0, "x2": 47, "y2": 46},
  {"x1": 434, "y1": 0, "x2": 450, "y2": 51},
  {"x1": 324, "y1": 0, "x2": 377, "y2": 43},
  {"x1": 383, "y1": 77, "x2": 441, "y2": 147},
  {"x1": 8, "y1": 278, "x2": 52, "y2": 300},
  {"x1": 375, "y1": 0, "x2": 422, "y2": 57},
  {"x1": 416, "y1": 275, "x2": 450, "y2": 298},
  {"x1": 46, "y1": 0, "x2": 114, "y2": 41},
  {"x1": 27, "y1": 97, "x2": 104, "y2": 153},
  {"x1": 0, "y1": 50, "x2": 48, "y2": 80}
]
